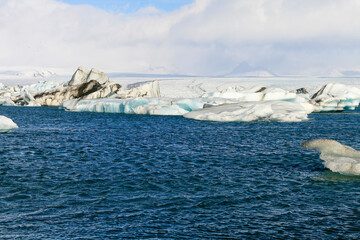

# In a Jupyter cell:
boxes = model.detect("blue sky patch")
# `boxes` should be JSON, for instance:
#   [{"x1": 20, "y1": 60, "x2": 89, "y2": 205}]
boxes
[{"x1": 59, "y1": 0, "x2": 194, "y2": 13}]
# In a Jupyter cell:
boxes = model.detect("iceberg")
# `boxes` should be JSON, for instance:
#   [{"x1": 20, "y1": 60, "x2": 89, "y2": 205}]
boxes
[
  {"x1": 2, "y1": 70, "x2": 360, "y2": 122},
  {"x1": 0, "y1": 98, "x2": 16, "y2": 106},
  {"x1": 0, "y1": 67, "x2": 125, "y2": 107},
  {"x1": 33, "y1": 67, "x2": 121, "y2": 106},
  {"x1": 301, "y1": 139, "x2": 360, "y2": 175},
  {"x1": 184, "y1": 101, "x2": 313, "y2": 122},
  {"x1": 0, "y1": 81, "x2": 60, "y2": 107},
  {"x1": 56, "y1": 81, "x2": 358, "y2": 122},
  {"x1": 0, "y1": 115, "x2": 18, "y2": 131},
  {"x1": 61, "y1": 97, "x2": 206, "y2": 115},
  {"x1": 68, "y1": 67, "x2": 109, "y2": 86},
  {"x1": 60, "y1": 84, "x2": 315, "y2": 122},
  {"x1": 34, "y1": 80, "x2": 110, "y2": 106},
  {"x1": 310, "y1": 83, "x2": 360, "y2": 112},
  {"x1": 32, "y1": 69, "x2": 159, "y2": 107},
  {"x1": 20, "y1": 89, "x2": 41, "y2": 106}
]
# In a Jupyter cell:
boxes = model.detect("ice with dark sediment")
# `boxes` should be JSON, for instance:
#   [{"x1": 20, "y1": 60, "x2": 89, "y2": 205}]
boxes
[{"x1": 310, "y1": 83, "x2": 360, "y2": 112}]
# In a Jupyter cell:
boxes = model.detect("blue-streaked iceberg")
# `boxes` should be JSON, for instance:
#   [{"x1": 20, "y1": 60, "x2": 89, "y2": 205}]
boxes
[
  {"x1": 61, "y1": 97, "x2": 207, "y2": 115},
  {"x1": 60, "y1": 85, "x2": 315, "y2": 122},
  {"x1": 22, "y1": 80, "x2": 61, "y2": 94},
  {"x1": 0, "y1": 115, "x2": 18, "y2": 131}
]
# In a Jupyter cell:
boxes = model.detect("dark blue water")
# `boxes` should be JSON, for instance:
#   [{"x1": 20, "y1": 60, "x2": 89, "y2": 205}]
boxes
[{"x1": 0, "y1": 106, "x2": 359, "y2": 239}]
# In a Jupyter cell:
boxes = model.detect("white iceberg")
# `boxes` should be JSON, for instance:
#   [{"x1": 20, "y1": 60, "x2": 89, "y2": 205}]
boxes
[
  {"x1": 301, "y1": 139, "x2": 360, "y2": 175},
  {"x1": 0, "y1": 115, "x2": 18, "y2": 131},
  {"x1": 184, "y1": 101, "x2": 313, "y2": 122}
]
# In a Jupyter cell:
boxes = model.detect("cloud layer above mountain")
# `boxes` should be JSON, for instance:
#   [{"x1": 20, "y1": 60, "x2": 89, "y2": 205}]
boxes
[{"x1": 1, "y1": 0, "x2": 360, "y2": 75}]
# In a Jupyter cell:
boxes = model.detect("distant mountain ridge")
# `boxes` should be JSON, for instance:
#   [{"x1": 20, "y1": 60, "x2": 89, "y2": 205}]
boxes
[
  {"x1": 107, "y1": 72, "x2": 196, "y2": 78},
  {"x1": 5, "y1": 65, "x2": 360, "y2": 81},
  {"x1": 328, "y1": 69, "x2": 360, "y2": 77},
  {"x1": 224, "y1": 62, "x2": 276, "y2": 77}
]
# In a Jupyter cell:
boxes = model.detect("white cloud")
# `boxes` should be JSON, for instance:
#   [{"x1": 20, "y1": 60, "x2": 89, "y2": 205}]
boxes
[{"x1": 1, "y1": 0, "x2": 360, "y2": 75}]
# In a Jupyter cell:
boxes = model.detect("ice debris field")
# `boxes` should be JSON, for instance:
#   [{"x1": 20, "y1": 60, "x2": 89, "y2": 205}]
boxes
[
  {"x1": 0, "y1": 67, "x2": 360, "y2": 127},
  {"x1": 1, "y1": 67, "x2": 360, "y2": 176}
]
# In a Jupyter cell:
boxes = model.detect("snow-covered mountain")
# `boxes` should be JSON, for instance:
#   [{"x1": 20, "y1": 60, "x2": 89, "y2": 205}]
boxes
[
  {"x1": 0, "y1": 68, "x2": 59, "y2": 78},
  {"x1": 328, "y1": 68, "x2": 360, "y2": 77},
  {"x1": 0, "y1": 67, "x2": 74, "y2": 85},
  {"x1": 224, "y1": 62, "x2": 275, "y2": 77}
]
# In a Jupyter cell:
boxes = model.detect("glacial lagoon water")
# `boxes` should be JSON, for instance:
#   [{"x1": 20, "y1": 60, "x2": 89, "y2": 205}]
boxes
[{"x1": 0, "y1": 106, "x2": 359, "y2": 239}]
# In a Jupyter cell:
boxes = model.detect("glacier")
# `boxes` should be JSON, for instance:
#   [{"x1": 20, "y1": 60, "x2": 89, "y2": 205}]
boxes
[{"x1": 0, "y1": 115, "x2": 18, "y2": 131}]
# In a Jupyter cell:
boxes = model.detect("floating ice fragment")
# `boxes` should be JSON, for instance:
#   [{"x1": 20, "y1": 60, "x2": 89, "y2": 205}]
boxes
[
  {"x1": 0, "y1": 115, "x2": 18, "y2": 131},
  {"x1": 301, "y1": 139, "x2": 360, "y2": 175}
]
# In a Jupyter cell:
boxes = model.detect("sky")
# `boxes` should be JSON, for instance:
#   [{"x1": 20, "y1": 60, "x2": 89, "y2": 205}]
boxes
[
  {"x1": 59, "y1": 0, "x2": 194, "y2": 13},
  {"x1": 1, "y1": 0, "x2": 360, "y2": 76}
]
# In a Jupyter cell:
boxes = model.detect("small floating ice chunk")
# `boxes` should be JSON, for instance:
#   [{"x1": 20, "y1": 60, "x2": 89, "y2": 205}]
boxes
[
  {"x1": 184, "y1": 101, "x2": 312, "y2": 122},
  {"x1": 301, "y1": 139, "x2": 360, "y2": 175},
  {"x1": 0, "y1": 115, "x2": 18, "y2": 130}
]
